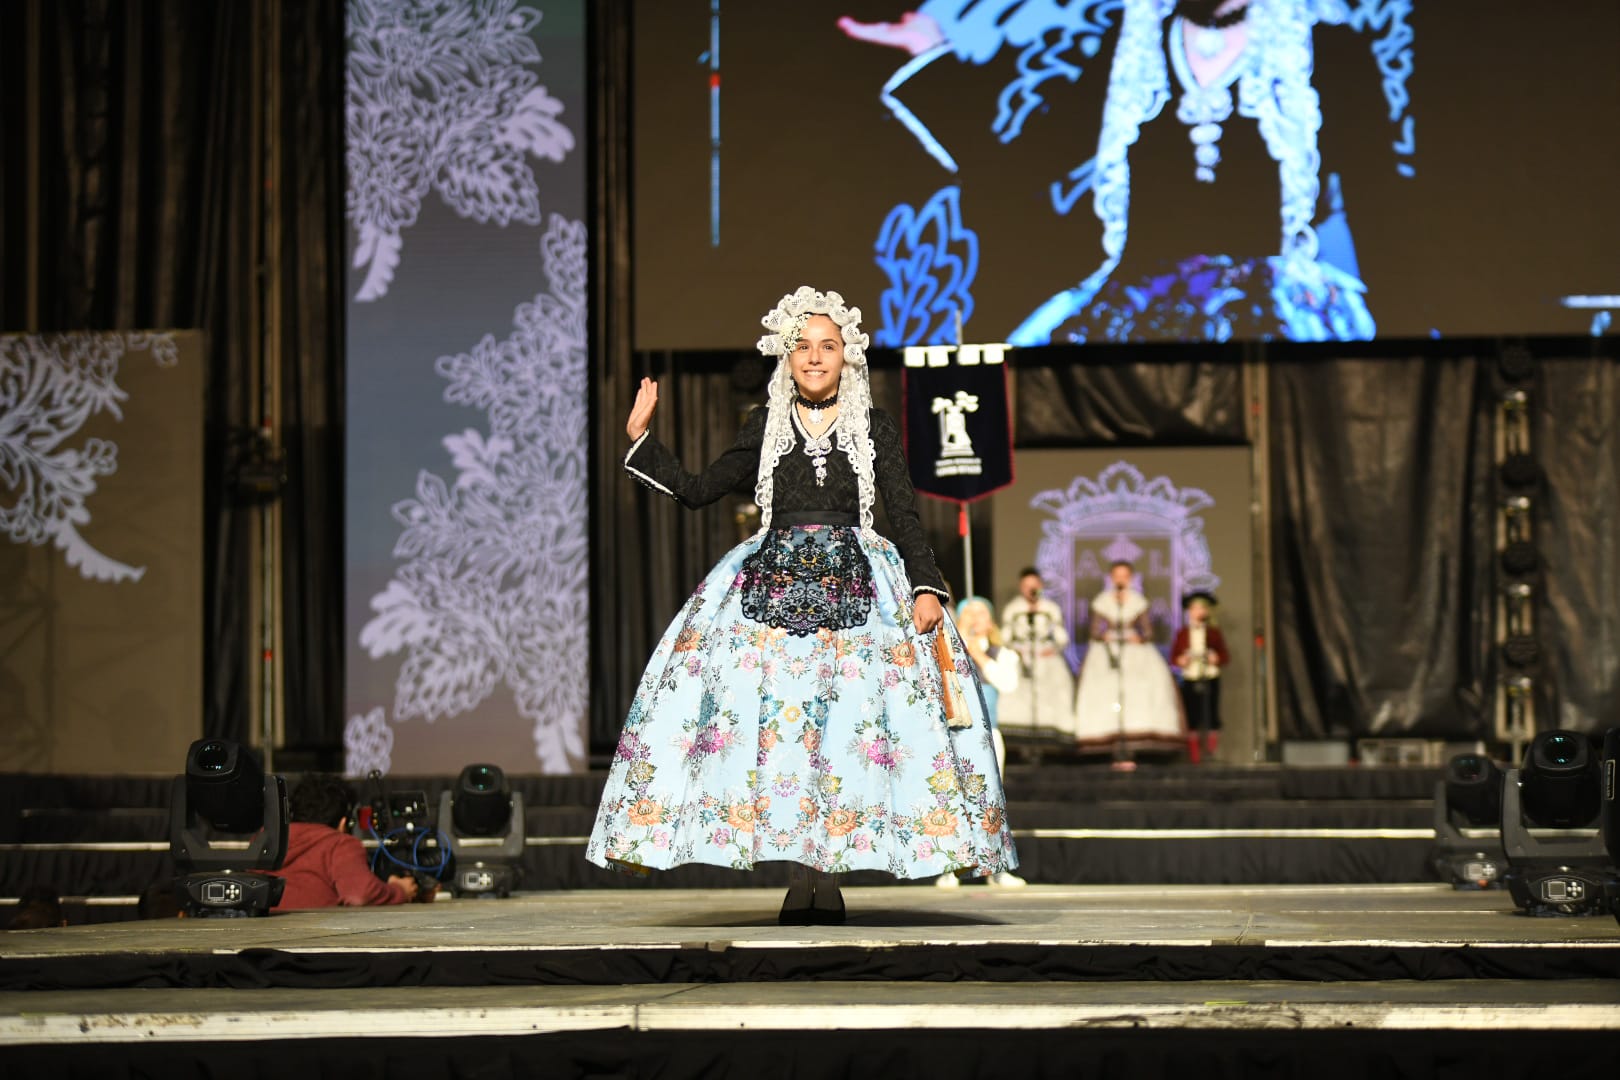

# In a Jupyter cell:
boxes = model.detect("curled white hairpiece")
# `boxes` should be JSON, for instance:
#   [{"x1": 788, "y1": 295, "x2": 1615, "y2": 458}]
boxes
[
  {"x1": 753, "y1": 286, "x2": 877, "y2": 533},
  {"x1": 755, "y1": 285, "x2": 872, "y2": 365}
]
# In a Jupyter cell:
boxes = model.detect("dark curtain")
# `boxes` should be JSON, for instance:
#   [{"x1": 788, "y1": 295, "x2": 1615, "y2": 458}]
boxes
[
  {"x1": 1, "y1": 0, "x2": 345, "y2": 752},
  {"x1": 1013, "y1": 356, "x2": 1247, "y2": 446},
  {"x1": 1268, "y1": 358, "x2": 1495, "y2": 739},
  {"x1": 1535, "y1": 356, "x2": 1620, "y2": 734}
]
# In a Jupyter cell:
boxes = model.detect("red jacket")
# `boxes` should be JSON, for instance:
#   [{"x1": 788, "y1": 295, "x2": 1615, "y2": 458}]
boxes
[
  {"x1": 1170, "y1": 625, "x2": 1231, "y2": 673},
  {"x1": 272, "y1": 822, "x2": 408, "y2": 911}
]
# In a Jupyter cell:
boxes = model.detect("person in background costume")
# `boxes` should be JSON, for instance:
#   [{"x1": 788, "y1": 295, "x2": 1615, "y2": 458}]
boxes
[
  {"x1": 1171, "y1": 591, "x2": 1230, "y2": 762},
  {"x1": 999, "y1": 567, "x2": 1075, "y2": 733},
  {"x1": 1071, "y1": 559, "x2": 1183, "y2": 767},
  {"x1": 937, "y1": 596, "x2": 1028, "y2": 888},
  {"x1": 587, "y1": 287, "x2": 1018, "y2": 924}
]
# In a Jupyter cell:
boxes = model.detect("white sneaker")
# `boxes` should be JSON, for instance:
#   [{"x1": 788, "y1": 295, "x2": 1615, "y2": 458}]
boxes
[
  {"x1": 989, "y1": 871, "x2": 1027, "y2": 888},
  {"x1": 933, "y1": 872, "x2": 961, "y2": 888}
]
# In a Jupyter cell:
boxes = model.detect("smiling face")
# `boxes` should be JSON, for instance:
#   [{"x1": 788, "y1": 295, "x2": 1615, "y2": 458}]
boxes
[{"x1": 789, "y1": 315, "x2": 846, "y2": 402}]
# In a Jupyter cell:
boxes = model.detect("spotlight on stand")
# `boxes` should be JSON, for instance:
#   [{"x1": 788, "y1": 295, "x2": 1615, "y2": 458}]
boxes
[
  {"x1": 1430, "y1": 753, "x2": 1507, "y2": 889},
  {"x1": 169, "y1": 739, "x2": 288, "y2": 917},
  {"x1": 1502, "y1": 730, "x2": 1615, "y2": 915},
  {"x1": 1603, "y1": 728, "x2": 1620, "y2": 924},
  {"x1": 437, "y1": 764, "x2": 525, "y2": 898}
]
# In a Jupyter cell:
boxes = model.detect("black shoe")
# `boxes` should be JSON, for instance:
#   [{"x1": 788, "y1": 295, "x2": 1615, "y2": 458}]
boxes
[
  {"x1": 809, "y1": 889, "x2": 846, "y2": 925},
  {"x1": 778, "y1": 883, "x2": 815, "y2": 926}
]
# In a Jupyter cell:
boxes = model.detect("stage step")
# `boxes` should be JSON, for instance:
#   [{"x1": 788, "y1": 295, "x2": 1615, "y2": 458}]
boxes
[
  {"x1": 5, "y1": 978, "x2": 1616, "y2": 1077},
  {"x1": 1, "y1": 767, "x2": 1450, "y2": 912}
]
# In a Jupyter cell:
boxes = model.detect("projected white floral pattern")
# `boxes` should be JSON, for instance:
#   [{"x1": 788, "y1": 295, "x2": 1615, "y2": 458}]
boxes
[
  {"x1": 0, "y1": 332, "x2": 178, "y2": 584},
  {"x1": 344, "y1": 706, "x2": 396, "y2": 776},
  {"x1": 345, "y1": 0, "x2": 577, "y2": 301},
  {"x1": 357, "y1": 217, "x2": 588, "y2": 772}
]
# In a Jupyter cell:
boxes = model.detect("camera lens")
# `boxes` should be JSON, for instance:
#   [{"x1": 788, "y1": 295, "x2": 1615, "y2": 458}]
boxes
[{"x1": 1454, "y1": 755, "x2": 1485, "y2": 781}]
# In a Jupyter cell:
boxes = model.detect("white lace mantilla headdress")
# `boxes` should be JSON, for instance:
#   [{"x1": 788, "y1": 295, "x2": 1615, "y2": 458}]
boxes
[{"x1": 754, "y1": 286, "x2": 877, "y2": 531}]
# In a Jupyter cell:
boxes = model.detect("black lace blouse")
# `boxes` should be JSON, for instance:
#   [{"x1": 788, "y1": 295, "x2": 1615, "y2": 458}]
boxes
[{"x1": 624, "y1": 406, "x2": 949, "y2": 599}]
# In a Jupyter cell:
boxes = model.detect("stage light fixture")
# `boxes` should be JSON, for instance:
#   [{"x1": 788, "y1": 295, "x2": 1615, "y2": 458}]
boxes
[
  {"x1": 1498, "y1": 453, "x2": 1539, "y2": 492},
  {"x1": 1603, "y1": 728, "x2": 1619, "y2": 864},
  {"x1": 1497, "y1": 347, "x2": 1534, "y2": 385},
  {"x1": 1498, "y1": 637, "x2": 1540, "y2": 670},
  {"x1": 1522, "y1": 731, "x2": 1600, "y2": 828},
  {"x1": 169, "y1": 739, "x2": 289, "y2": 917},
  {"x1": 438, "y1": 763, "x2": 526, "y2": 898},
  {"x1": 453, "y1": 764, "x2": 513, "y2": 836},
  {"x1": 1500, "y1": 730, "x2": 1615, "y2": 916},
  {"x1": 1430, "y1": 754, "x2": 1507, "y2": 889},
  {"x1": 1601, "y1": 728, "x2": 1620, "y2": 925}
]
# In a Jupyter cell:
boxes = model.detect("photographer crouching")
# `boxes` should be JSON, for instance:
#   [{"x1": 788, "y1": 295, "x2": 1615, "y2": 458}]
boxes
[{"x1": 272, "y1": 774, "x2": 435, "y2": 910}]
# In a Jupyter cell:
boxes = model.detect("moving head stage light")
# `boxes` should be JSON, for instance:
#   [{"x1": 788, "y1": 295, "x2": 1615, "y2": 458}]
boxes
[
  {"x1": 169, "y1": 739, "x2": 289, "y2": 917},
  {"x1": 1430, "y1": 753, "x2": 1507, "y2": 889},
  {"x1": 1501, "y1": 730, "x2": 1616, "y2": 916},
  {"x1": 1604, "y1": 728, "x2": 1620, "y2": 924},
  {"x1": 438, "y1": 763, "x2": 526, "y2": 898}
]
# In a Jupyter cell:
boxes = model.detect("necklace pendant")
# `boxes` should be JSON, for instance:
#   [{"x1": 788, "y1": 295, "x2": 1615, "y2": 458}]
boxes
[{"x1": 1194, "y1": 25, "x2": 1225, "y2": 58}]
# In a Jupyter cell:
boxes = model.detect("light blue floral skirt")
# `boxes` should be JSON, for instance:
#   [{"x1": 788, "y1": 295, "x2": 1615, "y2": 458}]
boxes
[{"x1": 587, "y1": 527, "x2": 1018, "y2": 880}]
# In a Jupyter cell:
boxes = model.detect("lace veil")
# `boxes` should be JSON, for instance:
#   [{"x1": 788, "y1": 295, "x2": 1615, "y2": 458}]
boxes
[{"x1": 754, "y1": 286, "x2": 877, "y2": 531}]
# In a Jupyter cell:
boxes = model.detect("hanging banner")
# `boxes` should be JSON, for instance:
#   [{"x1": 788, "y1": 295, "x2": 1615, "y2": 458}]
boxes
[{"x1": 901, "y1": 344, "x2": 1014, "y2": 502}]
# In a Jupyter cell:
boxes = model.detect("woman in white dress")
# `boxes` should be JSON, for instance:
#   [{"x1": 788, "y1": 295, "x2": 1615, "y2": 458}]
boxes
[
  {"x1": 998, "y1": 568, "x2": 1074, "y2": 734},
  {"x1": 1071, "y1": 560, "x2": 1184, "y2": 764}
]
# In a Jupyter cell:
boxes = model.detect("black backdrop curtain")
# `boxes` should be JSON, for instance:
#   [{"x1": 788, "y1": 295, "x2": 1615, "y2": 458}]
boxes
[
  {"x1": 1535, "y1": 356, "x2": 1620, "y2": 733},
  {"x1": 1, "y1": 0, "x2": 345, "y2": 754},
  {"x1": 1268, "y1": 358, "x2": 1495, "y2": 739},
  {"x1": 1013, "y1": 351, "x2": 1246, "y2": 447}
]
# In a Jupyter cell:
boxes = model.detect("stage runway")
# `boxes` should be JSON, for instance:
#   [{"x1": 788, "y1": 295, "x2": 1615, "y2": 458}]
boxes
[{"x1": 4, "y1": 884, "x2": 1618, "y2": 1042}]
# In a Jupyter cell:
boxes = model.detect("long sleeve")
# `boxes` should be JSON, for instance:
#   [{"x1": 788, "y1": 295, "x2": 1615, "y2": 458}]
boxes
[
  {"x1": 980, "y1": 645, "x2": 1021, "y2": 696},
  {"x1": 625, "y1": 407, "x2": 764, "y2": 509},
  {"x1": 1208, "y1": 627, "x2": 1232, "y2": 669},
  {"x1": 1043, "y1": 600, "x2": 1069, "y2": 648},
  {"x1": 869, "y1": 408, "x2": 949, "y2": 599},
  {"x1": 329, "y1": 835, "x2": 407, "y2": 907}
]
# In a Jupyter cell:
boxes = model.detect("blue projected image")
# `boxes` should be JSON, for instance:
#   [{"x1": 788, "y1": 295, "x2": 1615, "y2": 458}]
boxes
[
  {"x1": 631, "y1": 1, "x2": 1617, "y2": 349},
  {"x1": 873, "y1": 186, "x2": 981, "y2": 347},
  {"x1": 842, "y1": 0, "x2": 1416, "y2": 346}
]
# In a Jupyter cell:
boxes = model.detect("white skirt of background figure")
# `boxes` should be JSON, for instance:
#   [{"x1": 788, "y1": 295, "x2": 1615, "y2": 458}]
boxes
[
  {"x1": 1071, "y1": 589, "x2": 1184, "y2": 746},
  {"x1": 998, "y1": 596, "x2": 1075, "y2": 734}
]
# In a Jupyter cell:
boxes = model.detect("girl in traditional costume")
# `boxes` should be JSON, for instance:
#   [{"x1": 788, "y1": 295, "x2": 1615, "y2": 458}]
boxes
[
  {"x1": 999, "y1": 568, "x2": 1076, "y2": 734},
  {"x1": 1171, "y1": 591, "x2": 1230, "y2": 762},
  {"x1": 936, "y1": 596, "x2": 1028, "y2": 888},
  {"x1": 586, "y1": 287, "x2": 1018, "y2": 923},
  {"x1": 1071, "y1": 559, "x2": 1184, "y2": 765}
]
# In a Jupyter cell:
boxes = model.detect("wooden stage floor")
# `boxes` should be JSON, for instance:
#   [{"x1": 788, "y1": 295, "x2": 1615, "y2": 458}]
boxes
[{"x1": 3, "y1": 883, "x2": 1617, "y2": 1047}]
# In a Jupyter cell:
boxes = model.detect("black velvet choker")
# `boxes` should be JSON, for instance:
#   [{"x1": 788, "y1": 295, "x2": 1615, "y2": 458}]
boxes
[{"x1": 794, "y1": 390, "x2": 839, "y2": 412}]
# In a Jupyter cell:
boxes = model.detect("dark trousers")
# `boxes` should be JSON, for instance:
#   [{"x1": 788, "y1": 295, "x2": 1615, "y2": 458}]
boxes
[{"x1": 1179, "y1": 677, "x2": 1221, "y2": 735}]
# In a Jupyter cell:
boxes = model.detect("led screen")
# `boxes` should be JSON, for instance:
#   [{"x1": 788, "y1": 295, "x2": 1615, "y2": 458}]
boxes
[{"x1": 633, "y1": 1, "x2": 1620, "y2": 349}]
